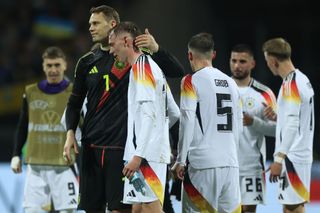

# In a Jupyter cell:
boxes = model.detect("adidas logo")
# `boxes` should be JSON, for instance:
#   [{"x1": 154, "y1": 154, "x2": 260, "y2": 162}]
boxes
[
  {"x1": 126, "y1": 190, "x2": 136, "y2": 198},
  {"x1": 254, "y1": 195, "x2": 263, "y2": 201},
  {"x1": 278, "y1": 193, "x2": 284, "y2": 200},
  {"x1": 89, "y1": 66, "x2": 98, "y2": 74},
  {"x1": 68, "y1": 198, "x2": 77, "y2": 205}
]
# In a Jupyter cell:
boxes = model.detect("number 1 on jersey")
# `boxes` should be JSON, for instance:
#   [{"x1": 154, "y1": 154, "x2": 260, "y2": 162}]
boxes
[{"x1": 103, "y1": 74, "x2": 109, "y2": 91}]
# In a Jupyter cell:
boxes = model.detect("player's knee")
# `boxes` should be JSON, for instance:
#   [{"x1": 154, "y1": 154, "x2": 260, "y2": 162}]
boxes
[
  {"x1": 132, "y1": 204, "x2": 142, "y2": 213},
  {"x1": 242, "y1": 204, "x2": 257, "y2": 213},
  {"x1": 283, "y1": 203, "x2": 304, "y2": 212}
]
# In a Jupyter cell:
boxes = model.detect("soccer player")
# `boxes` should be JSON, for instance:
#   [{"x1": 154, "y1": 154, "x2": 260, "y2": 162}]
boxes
[
  {"x1": 230, "y1": 44, "x2": 277, "y2": 212},
  {"x1": 63, "y1": 5, "x2": 184, "y2": 213},
  {"x1": 172, "y1": 32, "x2": 243, "y2": 213},
  {"x1": 263, "y1": 37, "x2": 314, "y2": 213},
  {"x1": 10, "y1": 47, "x2": 78, "y2": 213},
  {"x1": 109, "y1": 21, "x2": 178, "y2": 213}
]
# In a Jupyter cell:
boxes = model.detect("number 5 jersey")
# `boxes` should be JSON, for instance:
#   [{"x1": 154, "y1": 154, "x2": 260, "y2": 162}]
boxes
[{"x1": 177, "y1": 66, "x2": 243, "y2": 169}]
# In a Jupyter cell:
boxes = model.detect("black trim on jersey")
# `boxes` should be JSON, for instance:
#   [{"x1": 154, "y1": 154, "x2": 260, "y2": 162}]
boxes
[
  {"x1": 259, "y1": 152, "x2": 265, "y2": 171},
  {"x1": 309, "y1": 97, "x2": 313, "y2": 130},
  {"x1": 250, "y1": 79, "x2": 267, "y2": 94},
  {"x1": 133, "y1": 124, "x2": 137, "y2": 149},
  {"x1": 196, "y1": 103, "x2": 204, "y2": 134},
  {"x1": 70, "y1": 163, "x2": 79, "y2": 178},
  {"x1": 163, "y1": 84, "x2": 168, "y2": 117}
]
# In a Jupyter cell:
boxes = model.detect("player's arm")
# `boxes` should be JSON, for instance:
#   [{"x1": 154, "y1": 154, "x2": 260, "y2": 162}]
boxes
[
  {"x1": 262, "y1": 89, "x2": 278, "y2": 121},
  {"x1": 269, "y1": 102, "x2": 298, "y2": 183},
  {"x1": 254, "y1": 88, "x2": 277, "y2": 136},
  {"x1": 269, "y1": 103, "x2": 301, "y2": 182},
  {"x1": 249, "y1": 88, "x2": 277, "y2": 136},
  {"x1": 123, "y1": 58, "x2": 158, "y2": 179},
  {"x1": 172, "y1": 75, "x2": 197, "y2": 180},
  {"x1": 11, "y1": 94, "x2": 28, "y2": 173},
  {"x1": 123, "y1": 100, "x2": 154, "y2": 179},
  {"x1": 64, "y1": 56, "x2": 88, "y2": 162},
  {"x1": 270, "y1": 84, "x2": 301, "y2": 182},
  {"x1": 275, "y1": 97, "x2": 300, "y2": 157},
  {"x1": 65, "y1": 57, "x2": 88, "y2": 132},
  {"x1": 152, "y1": 47, "x2": 185, "y2": 77},
  {"x1": 134, "y1": 101, "x2": 155, "y2": 159},
  {"x1": 135, "y1": 28, "x2": 185, "y2": 77},
  {"x1": 232, "y1": 85, "x2": 244, "y2": 146},
  {"x1": 250, "y1": 116, "x2": 276, "y2": 137},
  {"x1": 167, "y1": 84, "x2": 180, "y2": 128},
  {"x1": 173, "y1": 108, "x2": 196, "y2": 180}
]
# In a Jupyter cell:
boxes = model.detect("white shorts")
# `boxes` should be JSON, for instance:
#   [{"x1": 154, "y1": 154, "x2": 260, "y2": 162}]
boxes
[
  {"x1": 123, "y1": 161, "x2": 167, "y2": 205},
  {"x1": 278, "y1": 158, "x2": 311, "y2": 205},
  {"x1": 23, "y1": 165, "x2": 79, "y2": 211},
  {"x1": 240, "y1": 172, "x2": 266, "y2": 205},
  {"x1": 182, "y1": 166, "x2": 241, "y2": 213}
]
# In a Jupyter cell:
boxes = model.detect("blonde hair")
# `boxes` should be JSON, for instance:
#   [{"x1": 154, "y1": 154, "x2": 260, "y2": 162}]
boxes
[{"x1": 262, "y1": 37, "x2": 291, "y2": 61}]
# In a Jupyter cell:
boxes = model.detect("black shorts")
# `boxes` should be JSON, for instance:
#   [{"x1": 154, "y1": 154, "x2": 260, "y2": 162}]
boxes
[{"x1": 78, "y1": 144, "x2": 131, "y2": 211}]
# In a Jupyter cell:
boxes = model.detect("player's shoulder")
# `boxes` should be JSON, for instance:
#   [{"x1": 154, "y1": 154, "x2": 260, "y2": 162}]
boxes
[
  {"x1": 136, "y1": 54, "x2": 154, "y2": 65},
  {"x1": 292, "y1": 70, "x2": 314, "y2": 95},
  {"x1": 181, "y1": 73, "x2": 193, "y2": 84},
  {"x1": 66, "y1": 82, "x2": 73, "y2": 92},
  {"x1": 78, "y1": 48, "x2": 102, "y2": 64},
  {"x1": 135, "y1": 54, "x2": 163, "y2": 75},
  {"x1": 293, "y1": 70, "x2": 311, "y2": 84},
  {"x1": 25, "y1": 82, "x2": 38, "y2": 91},
  {"x1": 74, "y1": 48, "x2": 106, "y2": 76},
  {"x1": 251, "y1": 78, "x2": 272, "y2": 92}
]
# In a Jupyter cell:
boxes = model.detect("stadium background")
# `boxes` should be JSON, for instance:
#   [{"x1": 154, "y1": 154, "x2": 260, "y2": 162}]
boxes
[{"x1": 0, "y1": 0, "x2": 319, "y2": 211}]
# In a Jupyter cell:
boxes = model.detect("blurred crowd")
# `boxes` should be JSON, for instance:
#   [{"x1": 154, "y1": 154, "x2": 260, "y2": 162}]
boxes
[{"x1": 0, "y1": 0, "x2": 104, "y2": 85}]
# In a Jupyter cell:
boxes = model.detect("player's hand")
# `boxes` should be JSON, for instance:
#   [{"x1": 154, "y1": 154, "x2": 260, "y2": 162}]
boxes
[
  {"x1": 135, "y1": 28, "x2": 159, "y2": 53},
  {"x1": 243, "y1": 112, "x2": 253, "y2": 126},
  {"x1": 123, "y1": 155, "x2": 142, "y2": 179},
  {"x1": 63, "y1": 130, "x2": 78, "y2": 164},
  {"x1": 269, "y1": 162, "x2": 282, "y2": 183},
  {"x1": 171, "y1": 162, "x2": 185, "y2": 181},
  {"x1": 11, "y1": 156, "x2": 22, "y2": 173},
  {"x1": 262, "y1": 102, "x2": 277, "y2": 121}
]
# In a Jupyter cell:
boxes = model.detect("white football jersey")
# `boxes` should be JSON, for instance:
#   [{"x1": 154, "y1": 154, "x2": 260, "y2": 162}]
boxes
[
  {"x1": 124, "y1": 55, "x2": 173, "y2": 164},
  {"x1": 275, "y1": 69, "x2": 314, "y2": 163},
  {"x1": 177, "y1": 66, "x2": 243, "y2": 169},
  {"x1": 238, "y1": 79, "x2": 277, "y2": 175}
]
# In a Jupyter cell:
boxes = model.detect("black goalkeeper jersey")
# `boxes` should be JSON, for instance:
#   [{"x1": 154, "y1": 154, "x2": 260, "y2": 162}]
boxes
[{"x1": 66, "y1": 47, "x2": 184, "y2": 147}]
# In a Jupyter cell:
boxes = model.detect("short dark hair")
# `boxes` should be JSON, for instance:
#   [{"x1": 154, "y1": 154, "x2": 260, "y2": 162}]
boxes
[
  {"x1": 90, "y1": 5, "x2": 120, "y2": 24},
  {"x1": 111, "y1": 21, "x2": 142, "y2": 51},
  {"x1": 262, "y1": 37, "x2": 291, "y2": 61},
  {"x1": 42, "y1": 46, "x2": 66, "y2": 60},
  {"x1": 231, "y1": 44, "x2": 254, "y2": 57},
  {"x1": 188, "y1": 32, "x2": 214, "y2": 53}
]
